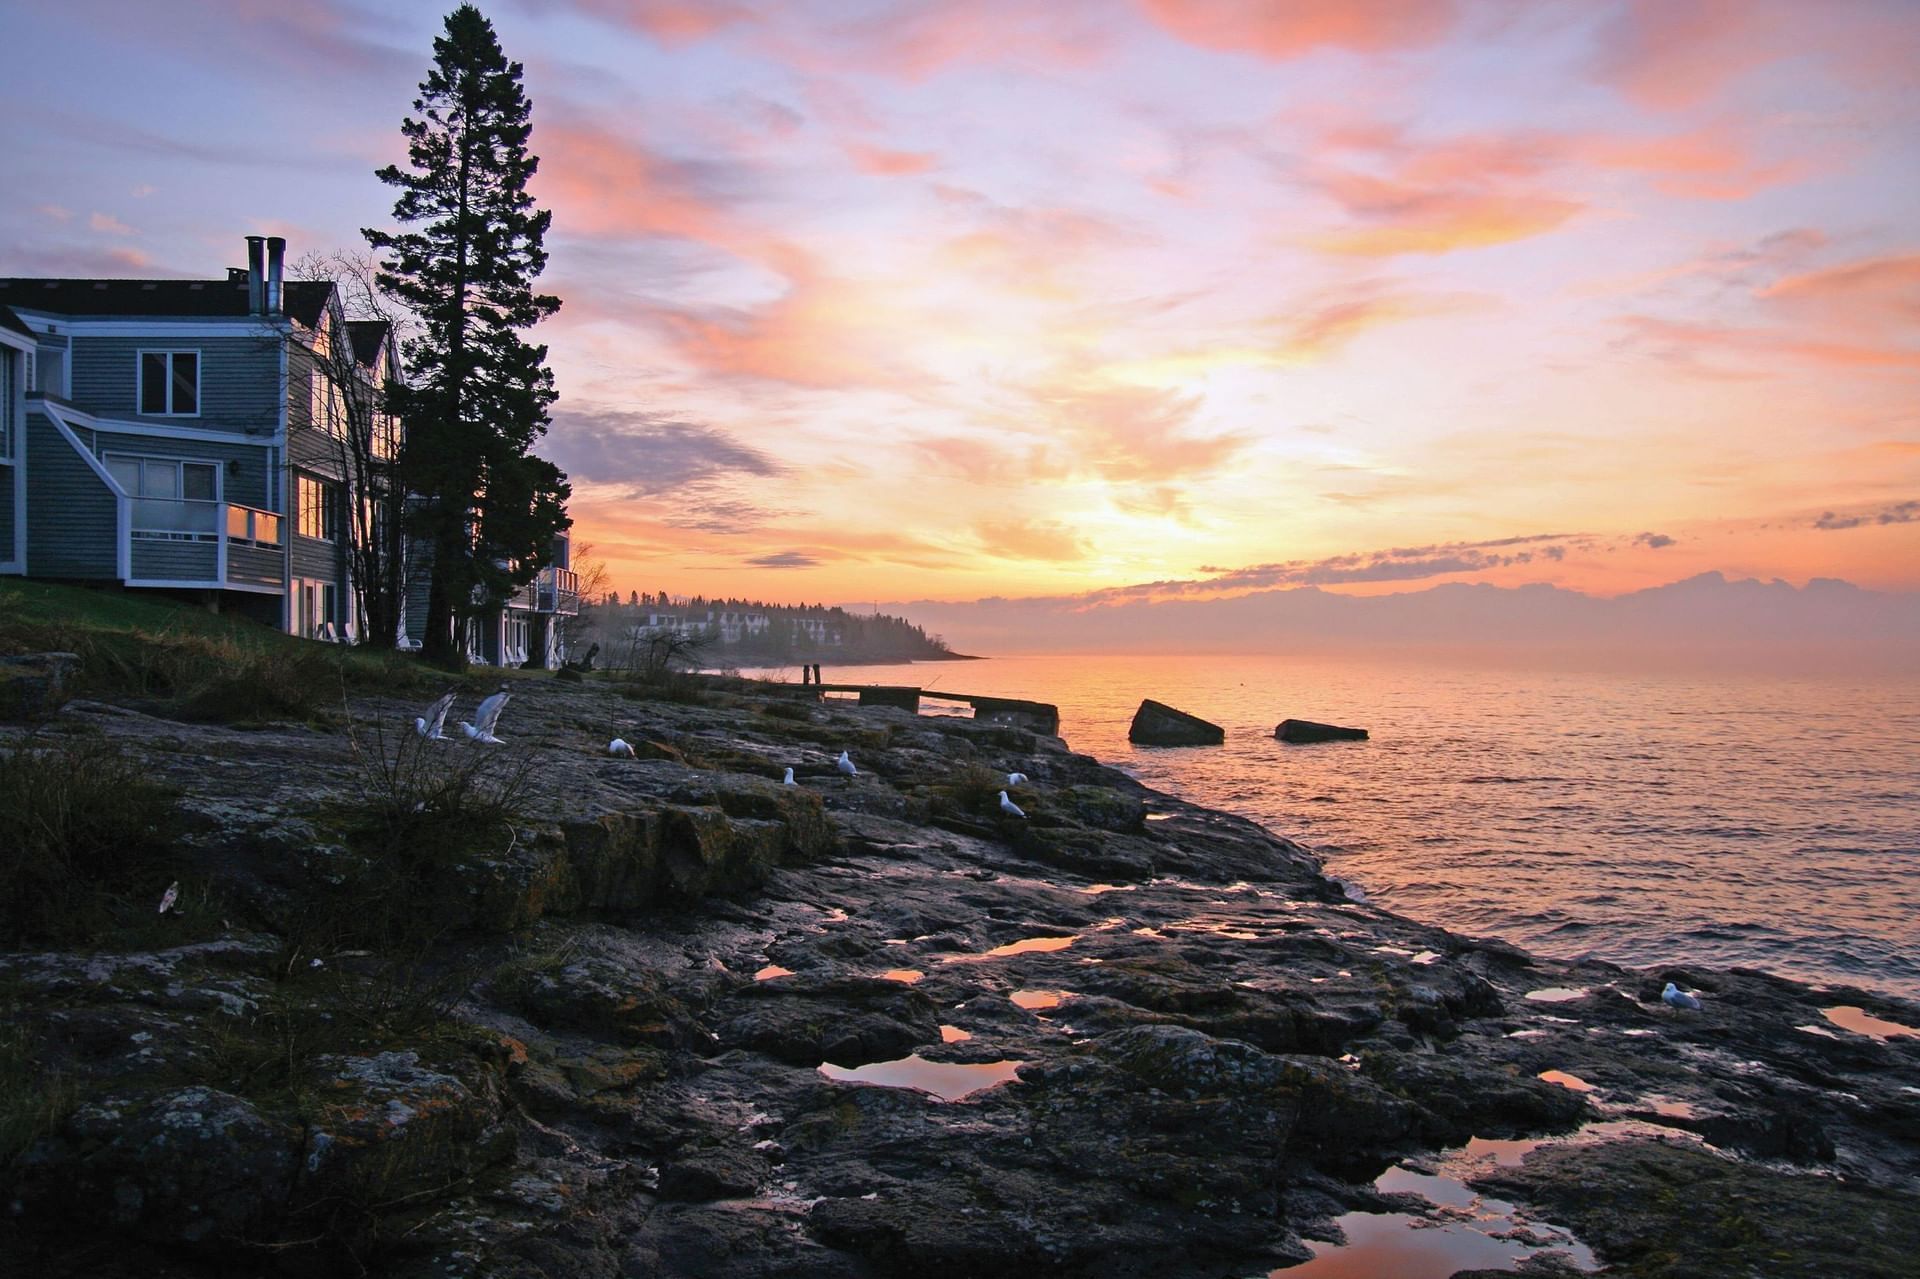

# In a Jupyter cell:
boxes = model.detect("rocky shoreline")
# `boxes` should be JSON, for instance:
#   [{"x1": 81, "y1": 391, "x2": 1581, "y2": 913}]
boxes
[{"x1": 3, "y1": 673, "x2": 1917, "y2": 1277}]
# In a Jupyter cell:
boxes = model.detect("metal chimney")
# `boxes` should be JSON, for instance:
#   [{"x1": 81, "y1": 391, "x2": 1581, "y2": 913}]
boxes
[
  {"x1": 245, "y1": 236, "x2": 266, "y2": 314},
  {"x1": 265, "y1": 236, "x2": 286, "y2": 315}
]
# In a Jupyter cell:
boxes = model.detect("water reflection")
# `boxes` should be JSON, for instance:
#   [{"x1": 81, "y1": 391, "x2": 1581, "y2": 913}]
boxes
[
  {"x1": 818, "y1": 1054, "x2": 1024, "y2": 1102},
  {"x1": 1821, "y1": 1005, "x2": 1920, "y2": 1041}
]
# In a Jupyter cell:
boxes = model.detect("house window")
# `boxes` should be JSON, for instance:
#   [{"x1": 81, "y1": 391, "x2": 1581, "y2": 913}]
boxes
[
  {"x1": 108, "y1": 454, "x2": 220, "y2": 539},
  {"x1": 296, "y1": 475, "x2": 338, "y2": 540},
  {"x1": 139, "y1": 351, "x2": 199, "y2": 415}
]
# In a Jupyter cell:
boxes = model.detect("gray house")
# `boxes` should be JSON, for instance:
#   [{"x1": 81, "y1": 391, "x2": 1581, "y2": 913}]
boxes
[{"x1": 0, "y1": 236, "x2": 575, "y2": 666}]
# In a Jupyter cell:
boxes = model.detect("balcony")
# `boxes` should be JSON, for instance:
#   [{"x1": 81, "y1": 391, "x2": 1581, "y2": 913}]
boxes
[
  {"x1": 536, "y1": 566, "x2": 580, "y2": 615},
  {"x1": 123, "y1": 497, "x2": 284, "y2": 592}
]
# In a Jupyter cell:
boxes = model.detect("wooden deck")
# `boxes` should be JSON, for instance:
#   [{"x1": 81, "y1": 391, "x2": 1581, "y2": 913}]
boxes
[{"x1": 803, "y1": 683, "x2": 1061, "y2": 735}]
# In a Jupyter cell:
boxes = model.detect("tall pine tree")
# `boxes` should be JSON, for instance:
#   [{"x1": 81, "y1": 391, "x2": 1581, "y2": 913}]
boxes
[{"x1": 365, "y1": 4, "x2": 570, "y2": 668}]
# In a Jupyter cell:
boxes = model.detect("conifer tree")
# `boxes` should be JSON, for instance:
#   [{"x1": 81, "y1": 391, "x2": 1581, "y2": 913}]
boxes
[{"x1": 365, "y1": 3, "x2": 570, "y2": 668}]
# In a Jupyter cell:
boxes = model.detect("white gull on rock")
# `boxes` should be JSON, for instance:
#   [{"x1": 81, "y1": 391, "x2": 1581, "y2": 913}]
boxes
[
  {"x1": 460, "y1": 686, "x2": 511, "y2": 744},
  {"x1": 998, "y1": 791, "x2": 1026, "y2": 818},
  {"x1": 414, "y1": 690, "x2": 456, "y2": 740},
  {"x1": 1662, "y1": 982, "x2": 1703, "y2": 1011}
]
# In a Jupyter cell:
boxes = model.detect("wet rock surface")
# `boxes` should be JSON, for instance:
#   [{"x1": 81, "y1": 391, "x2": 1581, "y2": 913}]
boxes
[{"x1": 1, "y1": 673, "x2": 1916, "y2": 1277}]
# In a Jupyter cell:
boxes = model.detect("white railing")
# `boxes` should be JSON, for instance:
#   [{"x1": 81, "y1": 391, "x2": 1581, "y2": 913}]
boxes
[{"x1": 537, "y1": 566, "x2": 580, "y2": 614}]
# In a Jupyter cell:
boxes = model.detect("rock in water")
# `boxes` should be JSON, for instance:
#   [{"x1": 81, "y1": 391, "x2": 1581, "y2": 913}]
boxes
[
  {"x1": 1276, "y1": 718, "x2": 1369, "y2": 744},
  {"x1": 1128, "y1": 699, "x2": 1225, "y2": 746}
]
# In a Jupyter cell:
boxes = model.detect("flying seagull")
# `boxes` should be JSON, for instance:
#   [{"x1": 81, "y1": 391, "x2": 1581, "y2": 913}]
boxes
[
  {"x1": 414, "y1": 690, "x2": 456, "y2": 740},
  {"x1": 157, "y1": 881, "x2": 180, "y2": 915},
  {"x1": 783, "y1": 767, "x2": 797, "y2": 785},
  {"x1": 460, "y1": 685, "x2": 511, "y2": 744},
  {"x1": 1662, "y1": 982, "x2": 1703, "y2": 1011},
  {"x1": 1007, "y1": 772, "x2": 1029, "y2": 786},
  {"x1": 998, "y1": 791, "x2": 1026, "y2": 818},
  {"x1": 609, "y1": 738, "x2": 637, "y2": 758},
  {"x1": 836, "y1": 751, "x2": 858, "y2": 778}
]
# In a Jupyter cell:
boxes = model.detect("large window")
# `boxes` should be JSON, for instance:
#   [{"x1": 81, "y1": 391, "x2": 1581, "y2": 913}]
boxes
[
  {"x1": 107, "y1": 454, "x2": 220, "y2": 539},
  {"x1": 296, "y1": 474, "x2": 338, "y2": 541},
  {"x1": 139, "y1": 351, "x2": 199, "y2": 416}
]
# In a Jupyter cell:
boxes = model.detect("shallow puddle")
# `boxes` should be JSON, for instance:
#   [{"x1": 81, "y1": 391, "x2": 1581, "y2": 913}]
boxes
[
  {"x1": 1538, "y1": 1070, "x2": 1597, "y2": 1092},
  {"x1": 1460, "y1": 1136, "x2": 1540, "y2": 1167},
  {"x1": 1010, "y1": 989, "x2": 1066, "y2": 1010},
  {"x1": 1079, "y1": 883, "x2": 1136, "y2": 895},
  {"x1": 880, "y1": 969, "x2": 924, "y2": 984},
  {"x1": 1822, "y1": 1005, "x2": 1920, "y2": 1041},
  {"x1": 754, "y1": 965, "x2": 793, "y2": 981},
  {"x1": 1644, "y1": 1097, "x2": 1697, "y2": 1119},
  {"x1": 818, "y1": 1054, "x2": 1024, "y2": 1102},
  {"x1": 1524, "y1": 987, "x2": 1589, "y2": 1003},
  {"x1": 1411, "y1": 951, "x2": 1441, "y2": 965},
  {"x1": 943, "y1": 936, "x2": 1078, "y2": 963},
  {"x1": 939, "y1": 1024, "x2": 972, "y2": 1043}
]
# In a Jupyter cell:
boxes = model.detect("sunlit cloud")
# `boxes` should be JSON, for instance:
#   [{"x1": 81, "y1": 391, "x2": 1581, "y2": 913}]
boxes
[
  {"x1": 1139, "y1": 0, "x2": 1458, "y2": 58},
  {"x1": 846, "y1": 142, "x2": 939, "y2": 176},
  {"x1": 973, "y1": 518, "x2": 1088, "y2": 562}
]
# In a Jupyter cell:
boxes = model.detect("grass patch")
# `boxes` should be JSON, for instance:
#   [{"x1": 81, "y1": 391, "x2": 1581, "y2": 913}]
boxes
[
  {"x1": 926, "y1": 761, "x2": 1007, "y2": 819},
  {"x1": 0, "y1": 739, "x2": 185, "y2": 946},
  {"x1": 0, "y1": 579, "x2": 431, "y2": 722},
  {"x1": 293, "y1": 724, "x2": 538, "y2": 953},
  {"x1": 0, "y1": 1019, "x2": 77, "y2": 1175}
]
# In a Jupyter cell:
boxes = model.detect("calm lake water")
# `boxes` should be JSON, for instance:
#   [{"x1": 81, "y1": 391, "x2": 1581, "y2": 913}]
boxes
[{"x1": 737, "y1": 654, "x2": 1920, "y2": 999}]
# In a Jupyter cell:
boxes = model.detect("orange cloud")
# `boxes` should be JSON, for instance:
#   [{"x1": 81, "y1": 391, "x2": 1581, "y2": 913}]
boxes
[
  {"x1": 1019, "y1": 374, "x2": 1250, "y2": 484},
  {"x1": 534, "y1": 115, "x2": 755, "y2": 252},
  {"x1": 846, "y1": 143, "x2": 939, "y2": 176},
  {"x1": 653, "y1": 248, "x2": 918, "y2": 390},
  {"x1": 1140, "y1": 0, "x2": 1458, "y2": 58},
  {"x1": 1313, "y1": 177, "x2": 1583, "y2": 256},
  {"x1": 1759, "y1": 254, "x2": 1920, "y2": 330},
  {"x1": 1622, "y1": 315, "x2": 1920, "y2": 372},
  {"x1": 548, "y1": 0, "x2": 754, "y2": 44},
  {"x1": 974, "y1": 518, "x2": 1088, "y2": 562},
  {"x1": 1584, "y1": 124, "x2": 1811, "y2": 200}
]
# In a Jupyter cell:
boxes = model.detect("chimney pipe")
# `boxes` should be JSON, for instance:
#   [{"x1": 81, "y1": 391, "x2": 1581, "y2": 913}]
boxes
[
  {"x1": 265, "y1": 236, "x2": 286, "y2": 315},
  {"x1": 245, "y1": 236, "x2": 266, "y2": 315}
]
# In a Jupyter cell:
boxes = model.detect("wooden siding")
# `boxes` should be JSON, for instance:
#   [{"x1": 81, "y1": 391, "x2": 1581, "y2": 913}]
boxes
[
  {"x1": 0, "y1": 467, "x2": 13, "y2": 562},
  {"x1": 93, "y1": 429, "x2": 273, "y2": 509},
  {"x1": 25, "y1": 411, "x2": 117, "y2": 578},
  {"x1": 69, "y1": 334, "x2": 280, "y2": 433},
  {"x1": 227, "y1": 542, "x2": 283, "y2": 588},
  {"x1": 131, "y1": 539, "x2": 216, "y2": 581},
  {"x1": 290, "y1": 532, "x2": 342, "y2": 584}
]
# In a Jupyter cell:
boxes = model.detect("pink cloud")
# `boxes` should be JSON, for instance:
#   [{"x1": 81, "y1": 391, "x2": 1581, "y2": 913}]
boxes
[
  {"x1": 1139, "y1": 0, "x2": 1458, "y2": 58},
  {"x1": 846, "y1": 142, "x2": 939, "y2": 176}
]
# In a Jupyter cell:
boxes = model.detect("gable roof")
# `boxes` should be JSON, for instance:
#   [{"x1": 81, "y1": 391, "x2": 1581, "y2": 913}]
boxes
[
  {"x1": 0, "y1": 303, "x2": 33, "y2": 340},
  {"x1": 345, "y1": 319, "x2": 393, "y2": 368},
  {"x1": 0, "y1": 277, "x2": 332, "y2": 327}
]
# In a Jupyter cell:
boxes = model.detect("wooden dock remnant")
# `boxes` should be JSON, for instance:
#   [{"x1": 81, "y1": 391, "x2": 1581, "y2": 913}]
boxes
[{"x1": 797, "y1": 682, "x2": 1061, "y2": 736}]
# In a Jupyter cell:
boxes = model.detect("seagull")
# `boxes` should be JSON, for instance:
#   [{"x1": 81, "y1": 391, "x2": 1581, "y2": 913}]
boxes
[
  {"x1": 782, "y1": 767, "x2": 797, "y2": 785},
  {"x1": 998, "y1": 791, "x2": 1026, "y2": 818},
  {"x1": 1662, "y1": 982, "x2": 1703, "y2": 1011},
  {"x1": 1007, "y1": 772, "x2": 1029, "y2": 786},
  {"x1": 414, "y1": 690, "x2": 456, "y2": 740},
  {"x1": 157, "y1": 881, "x2": 179, "y2": 915},
  {"x1": 609, "y1": 738, "x2": 637, "y2": 758},
  {"x1": 460, "y1": 685, "x2": 511, "y2": 744},
  {"x1": 836, "y1": 751, "x2": 857, "y2": 778}
]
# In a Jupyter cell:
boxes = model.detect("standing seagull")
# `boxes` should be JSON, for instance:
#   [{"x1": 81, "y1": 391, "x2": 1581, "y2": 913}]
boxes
[
  {"x1": 157, "y1": 881, "x2": 180, "y2": 915},
  {"x1": 836, "y1": 751, "x2": 858, "y2": 779},
  {"x1": 460, "y1": 685, "x2": 512, "y2": 744},
  {"x1": 998, "y1": 791, "x2": 1026, "y2": 818},
  {"x1": 782, "y1": 767, "x2": 797, "y2": 785},
  {"x1": 1662, "y1": 982, "x2": 1703, "y2": 1010},
  {"x1": 414, "y1": 690, "x2": 457, "y2": 740},
  {"x1": 609, "y1": 738, "x2": 637, "y2": 758},
  {"x1": 1007, "y1": 772, "x2": 1029, "y2": 786}
]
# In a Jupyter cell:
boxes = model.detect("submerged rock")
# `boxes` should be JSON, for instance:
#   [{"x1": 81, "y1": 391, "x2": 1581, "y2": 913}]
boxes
[
  {"x1": 1128, "y1": 698, "x2": 1225, "y2": 746},
  {"x1": 1275, "y1": 718, "x2": 1369, "y2": 743}
]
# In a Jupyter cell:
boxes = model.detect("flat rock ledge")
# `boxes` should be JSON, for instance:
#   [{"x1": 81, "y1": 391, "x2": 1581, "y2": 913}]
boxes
[{"x1": 1, "y1": 672, "x2": 1916, "y2": 1279}]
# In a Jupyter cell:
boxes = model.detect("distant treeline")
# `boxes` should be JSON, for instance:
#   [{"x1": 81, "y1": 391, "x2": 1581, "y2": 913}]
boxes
[{"x1": 590, "y1": 592, "x2": 956, "y2": 662}]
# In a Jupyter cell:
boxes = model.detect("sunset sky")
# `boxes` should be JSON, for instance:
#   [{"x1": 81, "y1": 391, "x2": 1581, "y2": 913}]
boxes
[{"x1": 4, "y1": 0, "x2": 1918, "y2": 608}]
